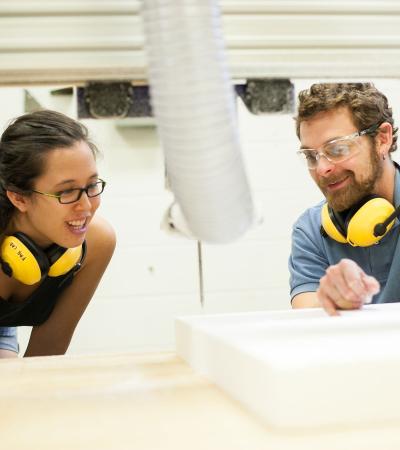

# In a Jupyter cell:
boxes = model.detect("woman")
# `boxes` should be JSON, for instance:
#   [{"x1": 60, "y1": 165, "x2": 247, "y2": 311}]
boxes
[{"x1": 0, "y1": 109, "x2": 115, "y2": 357}]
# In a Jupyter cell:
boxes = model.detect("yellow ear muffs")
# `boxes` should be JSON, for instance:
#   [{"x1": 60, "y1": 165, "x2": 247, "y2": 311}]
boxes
[
  {"x1": 0, "y1": 232, "x2": 85, "y2": 285},
  {"x1": 47, "y1": 244, "x2": 84, "y2": 277},
  {"x1": 346, "y1": 197, "x2": 395, "y2": 246},
  {"x1": 0, "y1": 232, "x2": 49, "y2": 285},
  {"x1": 321, "y1": 195, "x2": 396, "y2": 247}
]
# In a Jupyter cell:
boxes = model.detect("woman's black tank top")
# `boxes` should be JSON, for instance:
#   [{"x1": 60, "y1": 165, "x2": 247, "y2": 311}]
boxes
[{"x1": 0, "y1": 270, "x2": 75, "y2": 326}]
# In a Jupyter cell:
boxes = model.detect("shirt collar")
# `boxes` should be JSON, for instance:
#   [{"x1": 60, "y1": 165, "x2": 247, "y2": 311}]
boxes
[{"x1": 394, "y1": 162, "x2": 400, "y2": 209}]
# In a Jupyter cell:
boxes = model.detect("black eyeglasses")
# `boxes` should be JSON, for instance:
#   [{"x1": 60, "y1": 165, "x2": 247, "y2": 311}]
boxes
[{"x1": 32, "y1": 179, "x2": 106, "y2": 204}]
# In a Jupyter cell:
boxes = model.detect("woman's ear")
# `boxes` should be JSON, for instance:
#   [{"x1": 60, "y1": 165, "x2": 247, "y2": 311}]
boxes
[
  {"x1": 6, "y1": 190, "x2": 29, "y2": 212},
  {"x1": 376, "y1": 122, "x2": 393, "y2": 157}
]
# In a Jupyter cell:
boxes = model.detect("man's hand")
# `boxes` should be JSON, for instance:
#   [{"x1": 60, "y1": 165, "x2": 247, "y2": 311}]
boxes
[{"x1": 317, "y1": 258, "x2": 380, "y2": 316}]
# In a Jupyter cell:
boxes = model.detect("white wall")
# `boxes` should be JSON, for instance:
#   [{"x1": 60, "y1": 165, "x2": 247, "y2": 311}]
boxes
[{"x1": 3, "y1": 79, "x2": 399, "y2": 355}]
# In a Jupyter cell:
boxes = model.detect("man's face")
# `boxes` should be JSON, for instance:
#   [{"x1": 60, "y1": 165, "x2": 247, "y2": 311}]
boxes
[{"x1": 299, "y1": 107, "x2": 382, "y2": 211}]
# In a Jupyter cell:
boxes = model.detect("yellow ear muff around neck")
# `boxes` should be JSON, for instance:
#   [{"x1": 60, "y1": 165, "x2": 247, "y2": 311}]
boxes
[
  {"x1": 321, "y1": 196, "x2": 396, "y2": 247},
  {"x1": 0, "y1": 232, "x2": 86, "y2": 285},
  {"x1": 347, "y1": 197, "x2": 395, "y2": 246}
]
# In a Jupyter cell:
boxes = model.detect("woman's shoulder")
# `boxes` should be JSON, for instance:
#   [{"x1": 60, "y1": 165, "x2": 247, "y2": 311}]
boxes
[{"x1": 85, "y1": 215, "x2": 116, "y2": 255}]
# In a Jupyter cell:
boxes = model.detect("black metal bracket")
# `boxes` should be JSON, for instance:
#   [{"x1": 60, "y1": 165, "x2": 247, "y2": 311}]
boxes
[
  {"x1": 77, "y1": 82, "x2": 153, "y2": 119},
  {"x1": 235, "y1": 79, "x2": 294, "y2": 114},
  {"x1": 77, "y1": 78, "x2": 294, "y2": 119}
]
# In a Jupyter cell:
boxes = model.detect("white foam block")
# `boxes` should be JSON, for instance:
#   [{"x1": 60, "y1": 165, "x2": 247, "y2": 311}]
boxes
[{"x1": 176, "y1": 303, "x2": 400, "y2": 430}]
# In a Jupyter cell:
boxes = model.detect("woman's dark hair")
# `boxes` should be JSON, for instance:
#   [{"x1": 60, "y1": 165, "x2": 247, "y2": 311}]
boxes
[{"x1": 0, "y1": 109, "x2": 99, "y2": 232}]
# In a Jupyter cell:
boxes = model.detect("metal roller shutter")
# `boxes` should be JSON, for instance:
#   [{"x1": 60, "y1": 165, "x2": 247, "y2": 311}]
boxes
[{"x1": 1, "y1": 0, "x2": 400, "y2": 86}]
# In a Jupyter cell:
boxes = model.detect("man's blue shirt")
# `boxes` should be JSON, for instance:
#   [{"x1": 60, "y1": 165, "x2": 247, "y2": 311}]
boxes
[{"x1": 289, "y1": 166, "x2": 400, "y2": 303}]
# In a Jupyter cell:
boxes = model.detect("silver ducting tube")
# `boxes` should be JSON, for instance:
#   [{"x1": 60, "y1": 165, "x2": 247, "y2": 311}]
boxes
[{"x1": 141, "y1": 0, "x2": 255, "y2": 243}]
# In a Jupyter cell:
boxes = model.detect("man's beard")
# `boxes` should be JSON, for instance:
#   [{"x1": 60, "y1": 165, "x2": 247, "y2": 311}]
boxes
[{"x1": 319, "y1": 148, "x2": 383, "y2": 212}]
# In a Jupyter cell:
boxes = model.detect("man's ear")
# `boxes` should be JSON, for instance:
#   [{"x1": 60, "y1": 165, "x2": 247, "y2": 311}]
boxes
[
  {"x1": 6, "y1": 190, "x2": 29, "y2": 212},
  {"x1": 376, "y1": 122, "x2": 393, "y2": 156}
]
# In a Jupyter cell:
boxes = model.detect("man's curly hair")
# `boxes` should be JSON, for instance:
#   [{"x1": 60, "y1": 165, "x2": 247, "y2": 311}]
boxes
[{"x1": 295, "y1": 83, "x2": 398, "y2": 153}]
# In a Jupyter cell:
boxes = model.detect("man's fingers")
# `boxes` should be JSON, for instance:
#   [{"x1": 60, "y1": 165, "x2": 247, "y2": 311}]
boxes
[
  {"x1": 324, "y1": 263, "x2": 363, "y2": 305},
  {"x1": 340, "y1": 259, "x2": 380, "y2": 303},
  {"x1": 318, "y1": 259, "x2": 381, "y2": 315},
  {"x1": 318, "y1": 259, "x2": 380, "y2": 314},
  {"x1": 318, "y1": 292, "x2": 340, "y2": 316},
  {"x1": 361, "y1": 273, "x2": 380, "y2": 294}
]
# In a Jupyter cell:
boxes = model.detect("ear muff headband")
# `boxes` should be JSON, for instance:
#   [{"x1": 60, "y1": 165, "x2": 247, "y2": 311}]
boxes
[
  {"x1": 0, "y1": 232, "x2": 85, "y2": 285},
  {"x1": 321, "y1": 196, "x2": 396, "y2": 247}
]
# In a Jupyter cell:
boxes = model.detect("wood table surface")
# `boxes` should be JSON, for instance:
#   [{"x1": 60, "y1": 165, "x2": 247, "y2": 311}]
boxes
[{"x1": 1, "y1": 351, "x2": 398, "y2": 450}]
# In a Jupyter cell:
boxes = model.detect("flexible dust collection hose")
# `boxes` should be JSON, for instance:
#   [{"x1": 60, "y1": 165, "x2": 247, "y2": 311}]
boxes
[{"x1": 141, "y1": 0, "x2": 255, "y2": 243}]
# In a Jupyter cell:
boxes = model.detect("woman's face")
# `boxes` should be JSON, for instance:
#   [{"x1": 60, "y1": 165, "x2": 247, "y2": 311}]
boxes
[{"x1": 19, "y1": 140, "x2": 101, "y2": 248}]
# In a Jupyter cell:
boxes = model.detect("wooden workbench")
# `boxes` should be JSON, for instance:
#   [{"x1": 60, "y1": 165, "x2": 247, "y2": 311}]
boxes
[{"x1": 1, "y1": 352, "x2": 399, "y2": 450}]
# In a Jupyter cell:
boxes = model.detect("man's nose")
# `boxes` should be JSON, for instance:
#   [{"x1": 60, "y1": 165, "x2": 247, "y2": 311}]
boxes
[{"x1": 315, "y1": 153, "x2": 335, "y2": 175}]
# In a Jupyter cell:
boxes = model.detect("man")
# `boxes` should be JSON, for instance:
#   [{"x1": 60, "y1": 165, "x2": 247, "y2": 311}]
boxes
[{"x1": 289, "y1": 83, "x2": 399, "y2": 315}]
